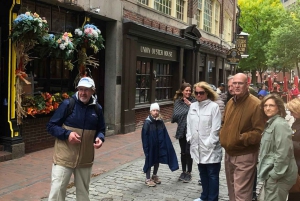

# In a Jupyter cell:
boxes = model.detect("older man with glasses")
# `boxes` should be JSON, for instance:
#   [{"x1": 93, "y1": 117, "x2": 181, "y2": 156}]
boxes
[{"x1": 220, "y1": 73, "x2": 265, "y2": 201}]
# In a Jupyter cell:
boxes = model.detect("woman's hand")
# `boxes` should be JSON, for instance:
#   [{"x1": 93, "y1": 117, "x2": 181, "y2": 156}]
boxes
[{"x1": 183, "y1": 97, "x2": 191, "y2": 106}]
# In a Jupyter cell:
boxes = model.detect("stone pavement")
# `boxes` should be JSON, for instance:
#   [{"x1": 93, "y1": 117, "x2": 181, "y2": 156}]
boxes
[
  {"x1": 0, "y1": 122, "x2": 263, "y2": 201},
  {"x1": 61, "y1": 141, "x2": 263, "y2": 201}
]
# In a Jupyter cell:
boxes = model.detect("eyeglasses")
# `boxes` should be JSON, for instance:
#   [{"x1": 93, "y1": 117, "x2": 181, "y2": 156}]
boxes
[
  {"x1": 195, "y1": 91, "x2": 206, "y2": 96},
  {"x1": 232, "y1": 82, "x2": 246, "y2": 86},
  {"x1": 263, "y1": 104, "x2": 276, "y2": 108}
]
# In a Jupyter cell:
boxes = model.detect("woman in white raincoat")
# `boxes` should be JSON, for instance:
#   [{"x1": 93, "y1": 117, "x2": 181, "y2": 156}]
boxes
[{"x1": 187, "y1": 81, "x2": 222, "y2": 201}]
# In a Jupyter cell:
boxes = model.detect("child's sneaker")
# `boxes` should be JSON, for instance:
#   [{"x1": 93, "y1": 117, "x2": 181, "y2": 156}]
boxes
[
  {"x1": 178, "y1": 172, "x2": 186, "y2": 181},
  {"x1": 145, "y1": 179, "x2": 156, "y2": 187},
  {"x1": 183, "y1": 172, "x2": 192, "y2": 183},
  {"x1": 151, "y1": 175, "x2": 161, "y2": 184}
]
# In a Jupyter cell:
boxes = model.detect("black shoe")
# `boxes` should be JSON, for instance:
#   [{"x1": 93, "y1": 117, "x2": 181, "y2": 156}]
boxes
[
  {"x1": 183, "y1": 172, "x2": 192, "y2": 183},
  {"x1": 198, "y1": 179, "x2": 202, "y2": 185},
  {"x1": 178, "y1": 172, "x2": 186, "y2": 181}
]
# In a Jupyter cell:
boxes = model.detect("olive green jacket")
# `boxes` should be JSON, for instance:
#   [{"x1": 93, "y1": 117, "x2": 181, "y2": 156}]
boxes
[{"x1": 258, "y1": 115, "x2": 297, "y2": 184}]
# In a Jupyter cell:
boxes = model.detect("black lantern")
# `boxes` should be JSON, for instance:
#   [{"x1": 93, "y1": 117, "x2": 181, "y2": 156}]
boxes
[{"x1": 64, "y1": 0, "x2": 77, "y2": 5}]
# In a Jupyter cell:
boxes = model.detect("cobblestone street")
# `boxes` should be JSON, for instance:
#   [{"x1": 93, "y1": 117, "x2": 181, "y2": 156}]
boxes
[{"x1": 62, "y1": 141, "x2": 262, "y2": 201}]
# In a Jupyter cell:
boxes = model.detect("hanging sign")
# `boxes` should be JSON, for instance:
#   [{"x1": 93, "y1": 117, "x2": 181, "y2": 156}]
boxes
[
  {"x1": 236, "y1": 34, "x2": 248, "y2": 55},
  {"x1": 226, "y1": 48, "x2": 241, "y2": 64}
]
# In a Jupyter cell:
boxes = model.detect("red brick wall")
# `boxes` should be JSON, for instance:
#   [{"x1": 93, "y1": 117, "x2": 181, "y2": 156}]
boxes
[
  {"x1": 123, "y1": 9, "x2": 181, "y2": 36},
  {"x1": 21, "y1": 116, "x2": 55, "y2": 153},
  {"x1": 135, "y1": 104, "x2": 174, "y2": 129}
]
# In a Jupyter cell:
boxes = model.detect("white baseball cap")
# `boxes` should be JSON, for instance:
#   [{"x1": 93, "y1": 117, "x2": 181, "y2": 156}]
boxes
[
  {"x1": 77, "y1": 77, "x2": 95, "y2": 89},
  {"x1": 150, "y1": 103, "x2": 160, "y2": 111}
]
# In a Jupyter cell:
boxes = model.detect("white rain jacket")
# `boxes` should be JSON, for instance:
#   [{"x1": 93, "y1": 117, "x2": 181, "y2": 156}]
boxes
[{"x1": 186, "y1": 99, "x2": 222, "y2": 164}]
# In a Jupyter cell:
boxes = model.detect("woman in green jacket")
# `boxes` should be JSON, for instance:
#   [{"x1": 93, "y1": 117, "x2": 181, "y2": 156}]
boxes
[{"x1": 258, "y1": 94, "x2": 298, "y2": 201}]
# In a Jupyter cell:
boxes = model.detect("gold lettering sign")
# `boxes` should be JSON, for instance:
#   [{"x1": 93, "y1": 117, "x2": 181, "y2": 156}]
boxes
[
  {"x1": 236, "y1": 35, "x2": 248, "y2": 55},
  {"x1": 138, "y1": 44, "x2": 176, "y2": 61}
]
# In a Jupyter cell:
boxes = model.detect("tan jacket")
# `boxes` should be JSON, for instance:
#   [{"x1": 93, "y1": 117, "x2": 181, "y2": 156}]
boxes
[
  {"x1": 53, "y1": 125, "x2": 96, "y2": 168},
  {"x1": 220, "y1": 92, "x2": 264, "y2": 156}
]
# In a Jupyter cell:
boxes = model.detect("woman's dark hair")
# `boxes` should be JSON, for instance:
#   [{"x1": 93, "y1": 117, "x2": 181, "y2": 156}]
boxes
[
  {"x1": 173, "y1": 82, "x2": 192, "y2": 101},
  {"x1": 260, "y1": 94, "x2": 286, "y2": 119}
]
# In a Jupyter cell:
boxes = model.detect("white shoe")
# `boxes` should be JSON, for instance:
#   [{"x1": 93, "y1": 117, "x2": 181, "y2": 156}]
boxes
[{"x1": 193, "y1": 198, "x2": 203, "y2": 201}]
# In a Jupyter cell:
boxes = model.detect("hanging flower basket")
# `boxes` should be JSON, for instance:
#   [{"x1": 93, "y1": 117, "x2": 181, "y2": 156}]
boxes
[
  {"x1": 47, "y1": 32, "x2": 75, "y2": 70},
  {"x1": 10, "y1": 11, "x2": 49, "y2": 125},
  {"x1": 72, "y1": 24, "x2": 105, "y2": 84},
  {"x1": 73, "y1": 24, "x2": 105, "y2": 54}
]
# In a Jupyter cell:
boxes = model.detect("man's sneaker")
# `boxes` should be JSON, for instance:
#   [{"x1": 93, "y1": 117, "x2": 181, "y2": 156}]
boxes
[
  {"x1": 145, "y1": 179, "x2": 156, "y2": 187},
  {"x1": 178, "y1": 172, "x2": 186, "y2": 181},
  {"x1": 183, "y1": 172, "x2": 192, "y2": 183},
  {"x1": 193, "y1": 198, "x2": 204, "y2": 201},
  {"x1": 151, "y1": 175, "x2": 161, "y2": 184}
]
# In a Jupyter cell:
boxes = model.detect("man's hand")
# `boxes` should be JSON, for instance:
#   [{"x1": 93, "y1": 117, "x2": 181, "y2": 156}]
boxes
[
  {"x1": 68, "y1": 132, "x2": 81, "y2": 144},
  {"x1": 94, "y1": 137, "x2": 103, "y2": 149}
]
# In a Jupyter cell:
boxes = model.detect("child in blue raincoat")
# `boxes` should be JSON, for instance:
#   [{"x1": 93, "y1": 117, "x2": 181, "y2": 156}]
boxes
[{"x1": 142, "y1": 103, "x2": 179, "y2": 187}]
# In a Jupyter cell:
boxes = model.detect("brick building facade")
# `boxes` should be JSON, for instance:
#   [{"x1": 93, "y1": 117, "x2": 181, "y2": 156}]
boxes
[{"x1": 0, "y1": 0, "x2": 238, "y2": 158}]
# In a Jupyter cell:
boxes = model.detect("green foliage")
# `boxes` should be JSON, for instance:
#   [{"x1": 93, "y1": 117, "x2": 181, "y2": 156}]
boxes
[
  {"x1": 238, "y1": 0, "x2": 285, "y2": 75},
  {"x1": 265, "y1": 0, "x2": 300, "y2": 75}
]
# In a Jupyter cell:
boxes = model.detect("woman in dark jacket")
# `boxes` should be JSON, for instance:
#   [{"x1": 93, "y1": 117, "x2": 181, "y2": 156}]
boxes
[
  {"x1": 171, "y1": 83, "x2": 196, "y2": 183},
  {"x1": 287, "y1": 98, "x2": 300, "y2": 200}
]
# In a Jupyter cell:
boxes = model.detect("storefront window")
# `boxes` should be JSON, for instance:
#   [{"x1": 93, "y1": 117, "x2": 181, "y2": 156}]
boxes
[
  {"x1": 155, "y1": 62, "x2": 172, "y2": 101},
  {"x1": 20, "y1": 0, "x2": 79, "y2": 94},
  {"x1": 136, "y1": 60, "x2": 151, "y2": 104}
]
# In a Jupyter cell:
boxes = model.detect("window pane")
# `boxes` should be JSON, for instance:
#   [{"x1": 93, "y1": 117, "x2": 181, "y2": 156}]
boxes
[
  {"x1": 154, "y1": 0, "x2": 171, "y2": 15},
  {"x1": 155, "y1": 63, "x2": 172, "y2": 101},
  {"x1": 138, "y1": 0, "x2": 148, "y2": 5},
  {"x1": 135, "y1": 60, "x2": 150, "y2": 104},
  {"x1": 204, "y1": 0, "x2": 212, "y2": 33}
]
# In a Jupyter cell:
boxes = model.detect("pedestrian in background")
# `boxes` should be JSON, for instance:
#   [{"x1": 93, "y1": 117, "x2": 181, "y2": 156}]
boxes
[
  {"x1": 47, "y1": 77, "x2": 106, "y2": 201},
  {"x1": 225, "y1": 75, "x2": 234, "y2": 104},
  {"x1": 220, "y1": 73, "x2": 265, "y2": 201},
  {"x1": 257, "y1": 85, "x2": 268, "y2": 100},
  {"x1": 171, "y1": 83, "x2": 196, "y2": 183},
  {"x1": 286, "y1": 98, "x2": 300, "y2": 201},
  {"x1": 258, "y1": 94, "x2": 297, "y2": 201},
  {"x1": 290, "y1": 84, "x2": 299, "y2": 99},
  {"x1": 187, "y1": 82, "x2": 222, "y2": 201},
  {"x1": 142, "y1": 103, "x2": 179, "y2": 187}
]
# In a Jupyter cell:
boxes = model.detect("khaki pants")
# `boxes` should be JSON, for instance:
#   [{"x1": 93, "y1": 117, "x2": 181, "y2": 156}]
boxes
[
  {"x1": 48, "y1": 164, "x2": 92, "y2": 201},
  {"x1": 225, "y1": 151, "x2": 258, "y2": 201}
]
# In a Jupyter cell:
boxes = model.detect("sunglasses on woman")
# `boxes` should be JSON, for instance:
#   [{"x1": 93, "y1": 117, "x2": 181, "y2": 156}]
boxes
[{"x1": 195, "y1": 91, "x2": 206, "y2": 96}]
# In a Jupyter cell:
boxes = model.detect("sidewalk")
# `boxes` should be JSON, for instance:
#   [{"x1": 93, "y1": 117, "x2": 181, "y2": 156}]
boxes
[{"x1": 0, "y1": 122, "x2": 263, "y2": 201}]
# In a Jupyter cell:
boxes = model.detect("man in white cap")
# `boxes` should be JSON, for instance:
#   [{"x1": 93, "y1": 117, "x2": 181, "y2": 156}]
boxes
[{"x1": 47, "y1": 77, "x2": 105, "y2": 201}]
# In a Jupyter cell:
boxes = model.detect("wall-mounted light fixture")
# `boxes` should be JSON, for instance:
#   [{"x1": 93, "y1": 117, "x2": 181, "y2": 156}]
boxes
[
  {"x1": 64, "y1": 0, "x2": 77, "y2": 5},
  {"x1": 90, "y1": 7, "x2": 100, "y2": 14}
]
